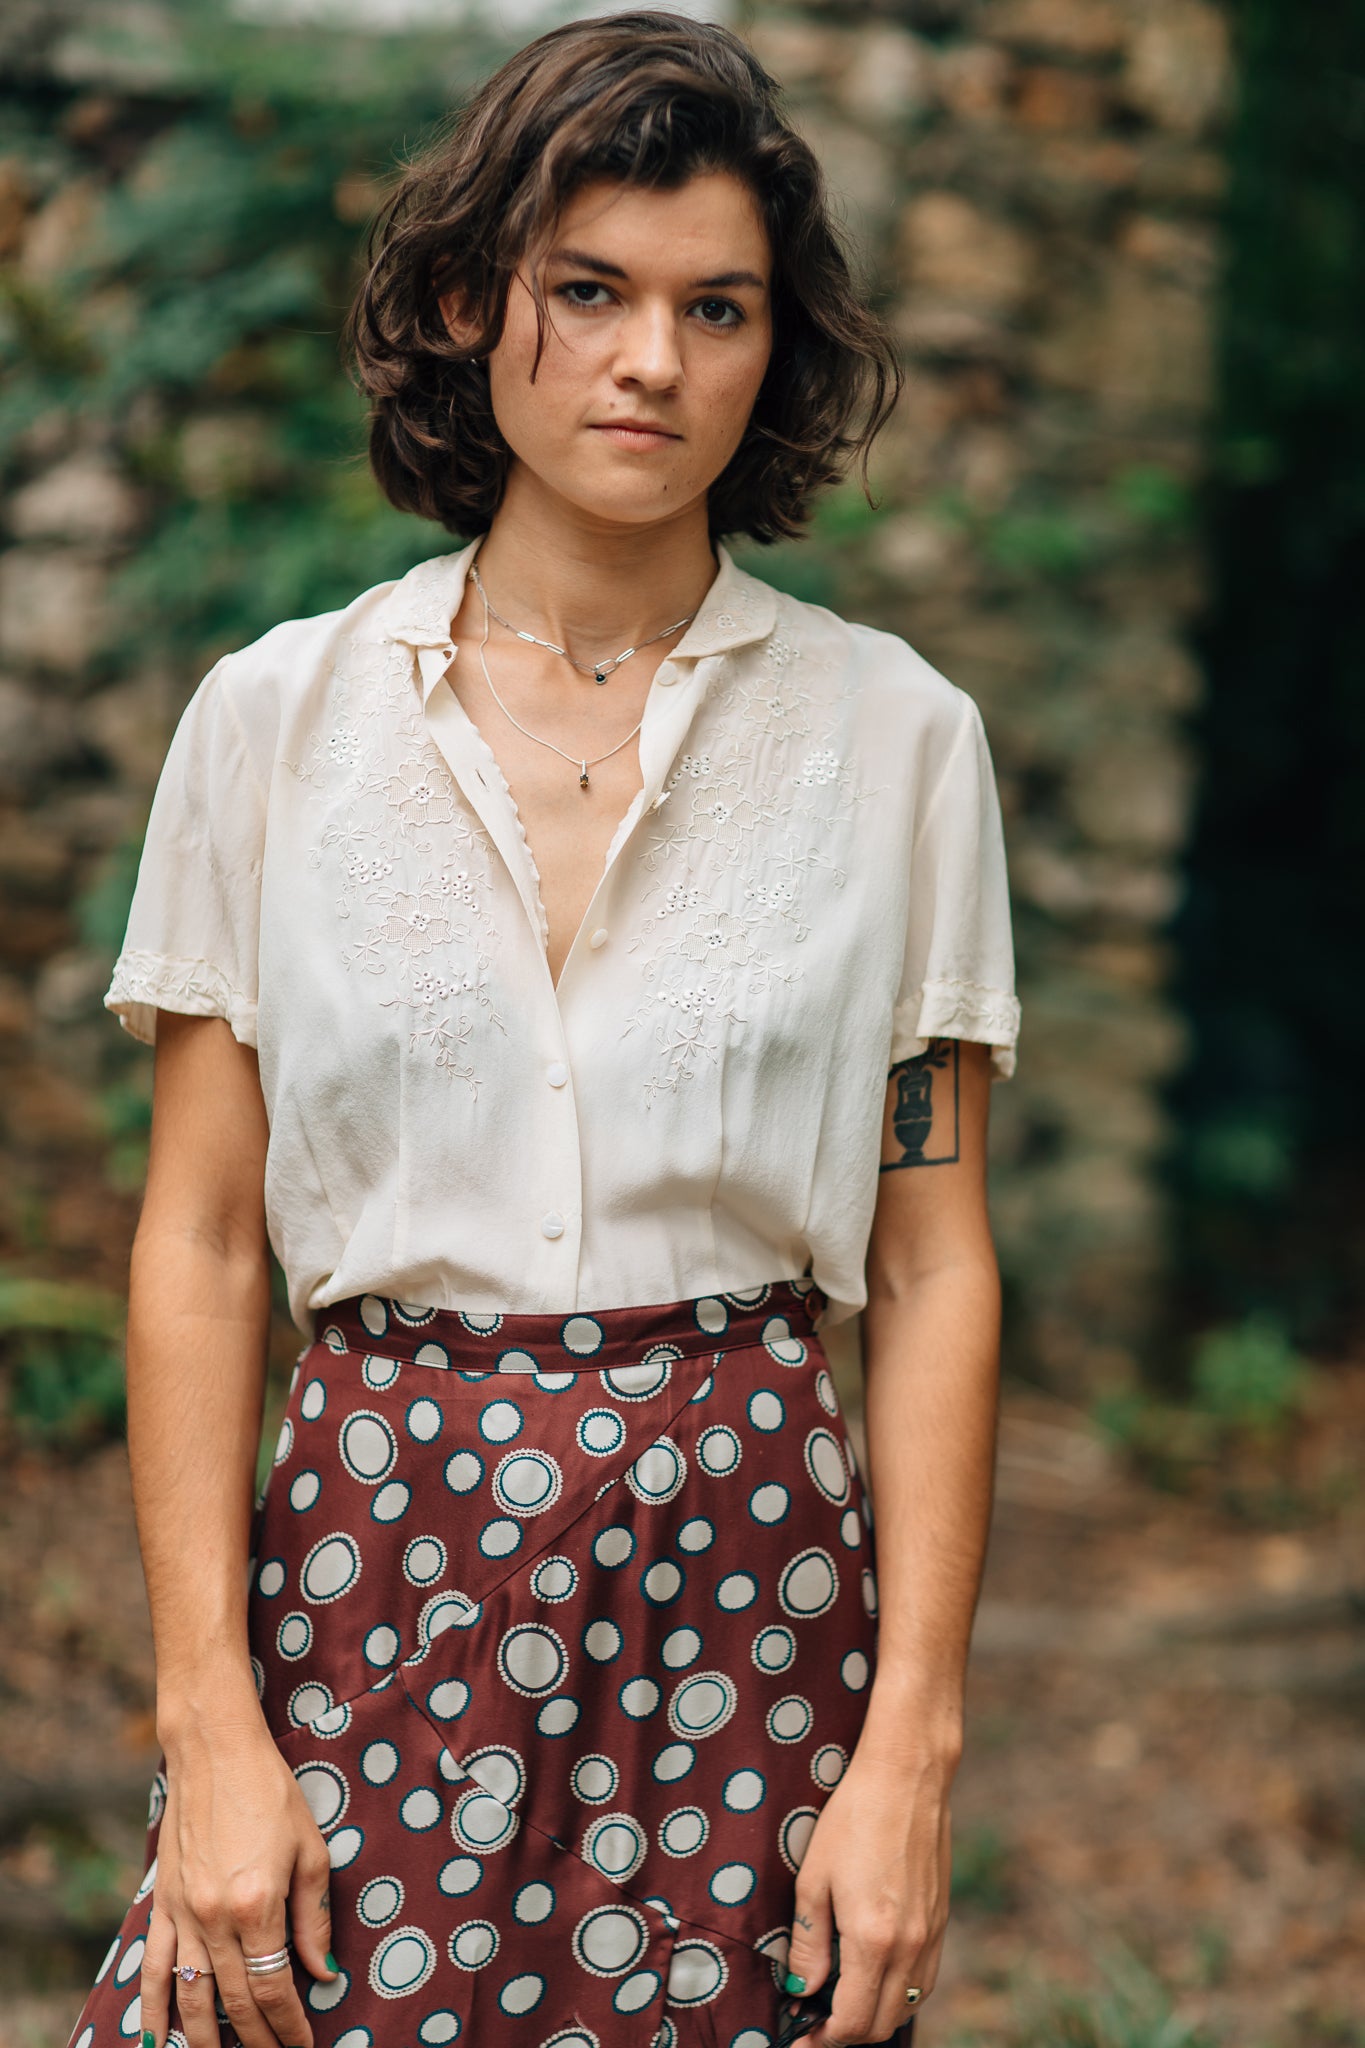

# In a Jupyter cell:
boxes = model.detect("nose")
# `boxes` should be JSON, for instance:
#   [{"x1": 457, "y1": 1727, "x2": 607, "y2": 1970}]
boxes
[{"x1": 612, "y1": 300, "x2": 684, "y2": 388}]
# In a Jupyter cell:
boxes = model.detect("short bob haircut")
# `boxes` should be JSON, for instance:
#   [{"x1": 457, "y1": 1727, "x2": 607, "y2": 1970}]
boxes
[{"x1": 344, "y1": 10, "x2": 903, "y2": 546}]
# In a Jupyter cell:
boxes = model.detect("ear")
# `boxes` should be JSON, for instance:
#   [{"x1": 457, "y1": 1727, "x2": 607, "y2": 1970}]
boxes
[{"x1": 436, "y1": 281, "x2": 481, "y2": 355}]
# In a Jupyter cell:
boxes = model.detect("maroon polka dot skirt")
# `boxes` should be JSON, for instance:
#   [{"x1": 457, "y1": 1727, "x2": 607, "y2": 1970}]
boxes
[{"x1": 69, "y1": 1278, "x2": 917, "y2": 2047}]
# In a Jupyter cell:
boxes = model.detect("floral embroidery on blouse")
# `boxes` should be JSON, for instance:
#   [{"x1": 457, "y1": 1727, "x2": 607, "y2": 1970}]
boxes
[
  {"x1": 623, "y1": 597, "x2": 883, "y2": 1101},
  {"x1": 103, "y1": 531, "x2": 1022, "y2": 1333},
  {"x1": 287, "y1": 627, "x2": 505, "y2": 1093},
  {"x1": 104, "y1": 948, "x2": 258, "y2": 1041}
]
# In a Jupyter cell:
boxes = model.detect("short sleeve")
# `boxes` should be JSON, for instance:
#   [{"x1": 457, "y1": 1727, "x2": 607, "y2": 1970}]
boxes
[
  {"x1": 890, "y1": 692, "x2": 1021, "y2": 1081},
  {"x1": 104, "y1": 655, "x2": 265, "y2": 1048}
]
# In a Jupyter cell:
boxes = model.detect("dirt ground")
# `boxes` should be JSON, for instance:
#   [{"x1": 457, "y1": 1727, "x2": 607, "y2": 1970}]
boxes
[{"x1": 1, "y1": 1347, "x2": 1362, "y2": 2048}]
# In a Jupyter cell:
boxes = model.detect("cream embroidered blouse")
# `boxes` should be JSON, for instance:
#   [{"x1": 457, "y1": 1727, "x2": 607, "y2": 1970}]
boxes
[{"x1": 106, "y1": 536, "x2": 1021, "y2": 1335}]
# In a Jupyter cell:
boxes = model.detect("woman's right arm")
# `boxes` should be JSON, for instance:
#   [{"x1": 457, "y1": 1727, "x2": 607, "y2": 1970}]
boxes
[{"x1": 129, "y1": 1011, "x2": 337, "y2": 2048}]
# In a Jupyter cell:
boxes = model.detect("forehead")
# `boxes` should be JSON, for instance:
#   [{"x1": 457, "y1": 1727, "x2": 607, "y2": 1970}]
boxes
[{"x1": 543, "y1": 172, "x2": 771, "y2": 277}]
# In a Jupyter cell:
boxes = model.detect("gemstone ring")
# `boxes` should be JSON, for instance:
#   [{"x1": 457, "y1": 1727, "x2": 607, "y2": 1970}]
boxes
[{"x1": 176, "y1": 1963, "x2": 213, "y2": 1984}]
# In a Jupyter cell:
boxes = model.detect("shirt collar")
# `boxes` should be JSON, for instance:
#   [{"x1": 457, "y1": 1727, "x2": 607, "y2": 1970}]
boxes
[{"x1": 376, "y1": 533, "x2": 780, "y2": 705}]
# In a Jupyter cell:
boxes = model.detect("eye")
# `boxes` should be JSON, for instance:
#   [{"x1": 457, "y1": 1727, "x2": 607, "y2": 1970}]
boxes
[
  {"x1": 556, "y1": 280, "x2": 749, "y2": 327},
  {"x1": 695, "y1": 297, "x2": 744, "y2": 329},
  {"x1": 556, "y1": 281, "x2": 613, "y2": 308}
]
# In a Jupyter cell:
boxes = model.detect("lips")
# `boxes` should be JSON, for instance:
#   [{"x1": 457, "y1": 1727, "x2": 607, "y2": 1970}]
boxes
[{"x1": 591, "y1": 422, "x2": 679, "y2": 438}]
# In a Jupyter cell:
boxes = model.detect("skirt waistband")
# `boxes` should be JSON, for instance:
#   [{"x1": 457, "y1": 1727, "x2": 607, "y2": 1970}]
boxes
[{"x1": 314, "y1": 1277, "x2": 825, "y2": 1376}]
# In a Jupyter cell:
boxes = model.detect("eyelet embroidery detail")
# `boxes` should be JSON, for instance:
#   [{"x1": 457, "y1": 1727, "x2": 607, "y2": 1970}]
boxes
[
  {"x1": 278, "y1": 548, "x2": 783, "y2": 1092},
  {"x1": 287, "y1": 628, "x2": 505, "y2": 1091},
  {"x1": 623, "y1": 602, "x2": 883, "y2": 1101},
  {"x1": 105, "y1": 949, "x2": 258, "y2": 1045}
]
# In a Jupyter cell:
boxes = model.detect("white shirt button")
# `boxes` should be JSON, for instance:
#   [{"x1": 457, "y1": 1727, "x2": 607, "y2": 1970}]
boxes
[
  {"x1": 546, "y1": 1061, "x2": 568, "y2": 1088},
  {"x1": 589, "y1": 928, "x2": 609, "y2": 949},
  {"x1": 540, "y1": 1211, "x2": 565, "y2": 1239},
  {"x1": 656, "y1": 663, "x2": 677, "y2": 687}
]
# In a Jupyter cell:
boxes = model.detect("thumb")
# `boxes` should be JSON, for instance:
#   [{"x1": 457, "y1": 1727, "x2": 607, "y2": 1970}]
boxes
[
  {"x1": 784, "y1": 1882, "x2": 834, "y2": 2003},
  {"x1": 289, "y1": 1845, "x2": 339, "y2": 1984}
]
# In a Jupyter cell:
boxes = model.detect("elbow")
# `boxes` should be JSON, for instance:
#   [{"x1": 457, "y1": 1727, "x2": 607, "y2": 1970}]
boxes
[
  {"x1": 129, "y1": 1205, "x2": 271, "y2": 1302},
  {"x1": 864, "y1": 1237, "x2": 1000, "y2": 1315}
]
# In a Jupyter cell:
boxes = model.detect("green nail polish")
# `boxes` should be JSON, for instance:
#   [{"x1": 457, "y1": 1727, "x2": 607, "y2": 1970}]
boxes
[
  {"x1": 142, "y1": 2033, "x2": 156, "y2": 2048},
  {"x1": 326, "y1": 1950, "x2": 339, "y2": 1972},
  {"x1": 784, "y1": 1972, "x2": 807, "y2": 1995}
]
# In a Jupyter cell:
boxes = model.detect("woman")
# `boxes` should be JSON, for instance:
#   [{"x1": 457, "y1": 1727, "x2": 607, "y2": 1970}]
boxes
[{"x1": 70, "y1": 13, "x2": 1019, "y2": 2048}]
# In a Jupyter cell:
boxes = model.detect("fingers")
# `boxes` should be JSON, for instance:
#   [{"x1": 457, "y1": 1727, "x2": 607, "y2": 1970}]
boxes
[
  {"x1": 201, "y1": 1891, "x2": 309, "y2": 2048},
  {"x1": 174, "y1": 1958, "x2": 227, "y2": 2048},
  {"x1": 139, "y1": 1900, "x2": 221, "y2": 2048},
  {"x1": 286, "y1": 1834, "x2": 339, "y2": 1987},
  {"x1": 810, "y1": 1919, "x2": 928, "y2": 2048},
  {"x1": 784, "y1": 1876, "x2": 835, "y2": 2002},
  {"x1": 138, "y1": 1902, "x2": 174, "y2": 2047}
]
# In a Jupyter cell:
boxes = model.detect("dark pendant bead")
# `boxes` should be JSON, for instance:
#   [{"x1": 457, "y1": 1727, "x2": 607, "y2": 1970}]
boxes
[{"x1": 594, "y1": 670, "x2": 606, "y2": 684}]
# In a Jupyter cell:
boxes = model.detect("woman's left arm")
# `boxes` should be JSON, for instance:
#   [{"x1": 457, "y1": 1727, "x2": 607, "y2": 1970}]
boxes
[{"x1": 789, "y1": 1036, "x2": 1001, "y2": 2046}]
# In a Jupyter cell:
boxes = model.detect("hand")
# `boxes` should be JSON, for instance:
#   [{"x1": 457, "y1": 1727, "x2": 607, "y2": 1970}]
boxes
[
  {"x1": 139, "y1": 1714, "x2": 339, "y2": 2048},
  {"x1": 784, "y1": 1747, "x2": 952, "y2": 2045}
]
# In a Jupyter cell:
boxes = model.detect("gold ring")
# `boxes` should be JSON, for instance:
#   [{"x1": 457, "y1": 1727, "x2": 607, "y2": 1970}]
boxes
[{"x1": 906, "y1": 1987, "x2": 923, "y2": 2004}]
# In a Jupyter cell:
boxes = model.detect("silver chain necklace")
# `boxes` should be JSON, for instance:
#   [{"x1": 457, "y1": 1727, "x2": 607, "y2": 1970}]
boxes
[
  {"x1": 469, "y1": 560, "x2": 696, "y2": 685},
  {"x1": 475, "y1": 578, "x2": 645, "y2": 791}
]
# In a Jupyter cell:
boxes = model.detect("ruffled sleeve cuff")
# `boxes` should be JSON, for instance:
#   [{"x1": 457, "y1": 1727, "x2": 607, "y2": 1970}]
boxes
[
  {"x1": 890, "y1": 976, "x2": 1021, "y2": 1081},
  {"x1": 104, "y1": 948, "x2": 259, "y2": 1049}
]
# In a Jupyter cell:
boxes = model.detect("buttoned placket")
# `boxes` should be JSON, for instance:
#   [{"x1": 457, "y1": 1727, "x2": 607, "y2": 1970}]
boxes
[
  {"x1": 384, "y1": 541, "x2": 777, "y2": 1300},
  {"x1": 413, "y1": 649, "x2": 722, "y2": 1289}
]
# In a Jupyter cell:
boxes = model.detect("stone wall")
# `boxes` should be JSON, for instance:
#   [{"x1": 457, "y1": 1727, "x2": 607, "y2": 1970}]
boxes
[
  {"x1": 0, "y1": 0, "x2": 1231, "y2": 1395},
  {"x1": 742, "y1": 0, "x2": 1229, "y2": 1390}
]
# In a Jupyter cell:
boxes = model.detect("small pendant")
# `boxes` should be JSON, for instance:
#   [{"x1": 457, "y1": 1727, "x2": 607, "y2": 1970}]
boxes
[
  {"x1": 579, "y1": 761, "x2": 590, "y2": 789},
  {"x1": 594, "y1": 669, "x2": 607, "y2": 685}
]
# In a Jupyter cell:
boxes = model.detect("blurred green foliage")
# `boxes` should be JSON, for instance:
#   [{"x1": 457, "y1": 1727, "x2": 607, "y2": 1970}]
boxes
[
  {"x1": 1187, "y1": 1309, "x2": 1312, "y2": 1433},
  {"x1": 949, "y1": 1820, "x2": 1014, "y2": 1914},
  {"x1": 940, "y1": 1934, "x2": 1232, "y2": 2048},
  {"x1": 97, "y1": 1079, "x2": 153, "y2": 1193},
  {"x1": 0, "y1": 1275, "x2": 128, "y2": 1447},
  {"x1": 0, "y1": 0, "x2": 541, "y2": 1451},
  {"x1": 0, "y1": 1275, "x2": 126, "y2": 1338},
  {"x1": 74, "y1": 842, "x2": 146, "y2": 957},
  {"x1": 1005, "y1": 1985, "x2": 1216, "y2": 2048},
  {"x1": 1091, "y1": 1308, "x2": 1321, "y2": 1505},
  {"x1": 728, "y1": 475, "x2": 878, "y2": 607},
  {"x1": 926, "y1": 460, "x2": 1197, "y2": 587},
  {"x1": 1167, "y1": 0, "x2": 1365, "y2": 1356},
  {"x1": 0, "y1": 0, "x2": 523, "y2": 674},
  {"x1": 7, "y1": 1333, "x2": 126, "y2": 1448},
  {"x1": 995, "y1": 1936, "x2": 1220, "y2": 2048}
]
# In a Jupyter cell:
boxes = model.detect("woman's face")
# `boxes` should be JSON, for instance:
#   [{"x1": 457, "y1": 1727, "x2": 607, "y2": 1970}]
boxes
[{"x1": 446, "y1": 170, "x2": 774, "y2": 531}]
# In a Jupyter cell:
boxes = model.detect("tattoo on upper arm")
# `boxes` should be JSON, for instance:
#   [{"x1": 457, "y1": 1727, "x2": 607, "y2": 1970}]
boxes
[{"x1": 880, "y1": 1038, "x2": 960, "y2": 1170}]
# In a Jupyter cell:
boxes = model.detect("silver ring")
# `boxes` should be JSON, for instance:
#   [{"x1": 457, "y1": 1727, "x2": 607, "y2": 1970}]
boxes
[{"x1": 244, "y1": 1946, "x2": 291, "y2": 1974}]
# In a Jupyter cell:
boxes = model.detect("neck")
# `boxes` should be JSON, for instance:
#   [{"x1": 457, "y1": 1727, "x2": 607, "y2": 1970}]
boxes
[{"x1": 467, "y1": 479, "x2": 720, "y2": 657}]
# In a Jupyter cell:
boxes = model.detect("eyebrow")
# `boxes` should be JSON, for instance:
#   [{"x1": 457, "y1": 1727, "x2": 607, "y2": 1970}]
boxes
[{"x1": 544, "y1": 245, "x2": 768, "y2": 292}]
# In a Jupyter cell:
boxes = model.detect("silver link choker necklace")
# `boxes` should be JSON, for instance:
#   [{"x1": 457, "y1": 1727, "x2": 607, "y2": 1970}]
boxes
[
  {"x1": 469, "y1": 561, "x2": 697, "y2": 686},
  {"x1": 474, "y1": 577, "x2": 648, "y2": 791}
]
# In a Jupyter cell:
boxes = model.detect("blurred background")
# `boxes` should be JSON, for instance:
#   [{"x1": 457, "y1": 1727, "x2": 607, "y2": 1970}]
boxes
[{"x1": 0, "y1": 0, "x2": 1362, "y2": 2041}]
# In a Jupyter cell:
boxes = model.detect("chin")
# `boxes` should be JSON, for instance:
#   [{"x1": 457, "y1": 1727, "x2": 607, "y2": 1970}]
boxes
[{"x1": 553, "y1": 481, "x2": 686, "y2": 526}]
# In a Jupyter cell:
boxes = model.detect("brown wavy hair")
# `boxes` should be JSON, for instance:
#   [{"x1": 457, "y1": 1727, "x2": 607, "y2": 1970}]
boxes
[{"x1": 342, "y1": 10, "x2": 903, "y2": 545}]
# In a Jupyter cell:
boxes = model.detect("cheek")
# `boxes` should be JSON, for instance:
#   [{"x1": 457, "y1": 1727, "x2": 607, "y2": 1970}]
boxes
[
  {"x1": 490, "y1": 334, "x2": 586, "y2": 450},
  {"x1": 695, "y1": 346, "x2": 770, "y2": 443}
]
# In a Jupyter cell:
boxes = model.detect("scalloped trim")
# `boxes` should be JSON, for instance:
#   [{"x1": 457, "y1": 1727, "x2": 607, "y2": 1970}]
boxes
[
  {"x1": 891, "y1": 976, "x2": 1021, "y2": 1081},
  {"x1": 104, "y1": 949, "x2": 258, "y2": 1048},
  {"x1": 462, "y1": 725, "x2": 551, "y2": 950}
]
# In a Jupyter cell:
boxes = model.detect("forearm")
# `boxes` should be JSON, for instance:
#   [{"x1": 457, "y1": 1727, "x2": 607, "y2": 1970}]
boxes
[
  {"x1": 124, "y1": 1218, "x2": 273, "y2": 1749},
  {"x1": 854, "y1": 1252, "x2": 1001, "y2": 1768}
]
